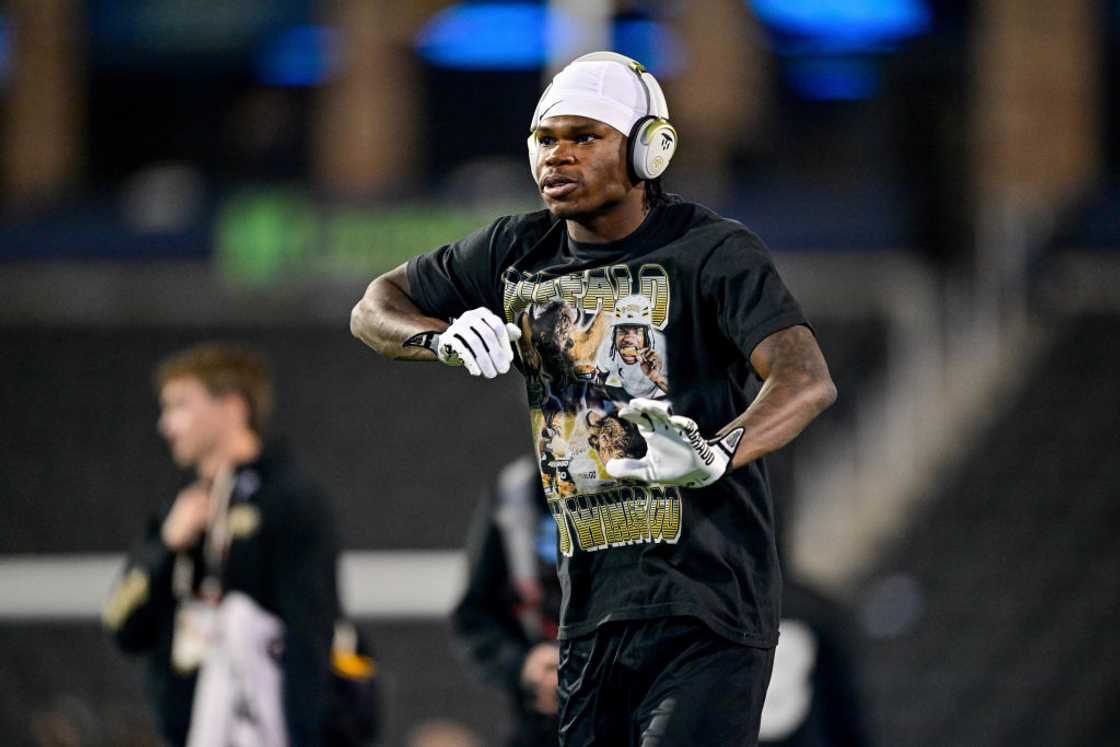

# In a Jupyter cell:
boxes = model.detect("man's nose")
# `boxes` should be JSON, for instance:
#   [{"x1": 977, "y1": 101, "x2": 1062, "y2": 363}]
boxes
[{"x1": 544, "y1": 142, "x2": 574, "y2": 164}]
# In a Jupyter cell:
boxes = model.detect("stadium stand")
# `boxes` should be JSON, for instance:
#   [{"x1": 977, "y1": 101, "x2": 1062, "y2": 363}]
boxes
[{"x1": 860, "y1": 313, "x2": 1120, "y2": 746}]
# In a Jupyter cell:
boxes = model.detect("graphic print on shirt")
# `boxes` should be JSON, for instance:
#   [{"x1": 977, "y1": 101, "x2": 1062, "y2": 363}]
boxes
[{"x1": 503, "y1": 263, "x2": 681, "y2": 556}]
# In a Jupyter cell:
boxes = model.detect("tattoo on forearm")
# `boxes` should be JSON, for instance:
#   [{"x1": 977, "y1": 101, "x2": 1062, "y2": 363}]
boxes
[
  {"x1": 728, "y1": 325, "x2": 835, "y2": 464},
  {"x1": 758, "y1": 326, "x2": 829, "y2": 381}
]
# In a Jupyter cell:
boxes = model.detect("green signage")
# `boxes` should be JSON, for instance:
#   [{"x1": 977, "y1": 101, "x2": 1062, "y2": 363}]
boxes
[{"x1": 215, "y1": 190, "x2": 533, "y2": 286}]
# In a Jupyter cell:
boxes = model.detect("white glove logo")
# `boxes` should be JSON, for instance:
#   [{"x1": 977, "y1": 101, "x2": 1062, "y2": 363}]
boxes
[
  {"x1": 437, "y1": 307, "x2": 522, "y2": 379},
  {"x1": 604, "y1": 398, "x2": 744, "y2": 488}
]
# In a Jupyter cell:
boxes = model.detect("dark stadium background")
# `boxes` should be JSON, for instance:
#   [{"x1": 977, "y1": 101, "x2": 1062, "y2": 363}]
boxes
[{"x1": 1, "y1": 1, "x2": 1118, "y2": 745}]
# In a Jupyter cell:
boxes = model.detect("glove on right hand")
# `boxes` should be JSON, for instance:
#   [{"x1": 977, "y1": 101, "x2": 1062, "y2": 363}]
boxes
[{"x1": 437, "y1": 307, "x2": 522, "y2": 379}]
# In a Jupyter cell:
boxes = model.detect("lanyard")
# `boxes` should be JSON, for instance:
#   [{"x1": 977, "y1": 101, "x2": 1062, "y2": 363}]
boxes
[{"x1": 172, "y1": 466, "x2": 237, "y2": 602}]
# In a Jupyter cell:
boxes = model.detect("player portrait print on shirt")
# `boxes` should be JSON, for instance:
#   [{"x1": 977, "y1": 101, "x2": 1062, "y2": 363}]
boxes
[{"x1": 503, "y1": 263, "x2": 682, "y2": 557}]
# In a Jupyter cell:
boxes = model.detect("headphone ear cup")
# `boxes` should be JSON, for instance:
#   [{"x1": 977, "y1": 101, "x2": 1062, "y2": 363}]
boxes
[
  {"x1": 527, "y1": 133, "x2": 540, "y2": 182},
  {"x1": 630, "y1": 118, "x2": 678, "y2": 181}
]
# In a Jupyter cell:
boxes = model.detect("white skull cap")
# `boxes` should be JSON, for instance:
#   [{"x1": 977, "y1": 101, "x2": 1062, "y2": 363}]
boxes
[{"x1": 529, "y1": 54, "x2": 666, "y2": 136}]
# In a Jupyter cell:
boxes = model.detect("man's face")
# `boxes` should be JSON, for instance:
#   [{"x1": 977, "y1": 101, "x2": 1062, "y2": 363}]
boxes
[
  {"x1": 532, "y1": 116, "x2": 632, "y2": 220},
  {"x1": 614, "y1": 325, "x2": 647, "y2": 363},
  {"x1": 157, "y1": 377, "x2": 232, "y2": 468}
]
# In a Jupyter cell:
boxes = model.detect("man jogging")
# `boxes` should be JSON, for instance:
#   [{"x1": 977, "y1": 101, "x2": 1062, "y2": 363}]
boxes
[{"x1": 351, "y1": 52, "x2": 836, "y2": 746}]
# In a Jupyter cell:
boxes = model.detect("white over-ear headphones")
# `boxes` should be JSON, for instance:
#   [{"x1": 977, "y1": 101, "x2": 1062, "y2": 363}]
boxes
[{"x1": 527, "y1": 52, "x2": 678, "y2": 184}]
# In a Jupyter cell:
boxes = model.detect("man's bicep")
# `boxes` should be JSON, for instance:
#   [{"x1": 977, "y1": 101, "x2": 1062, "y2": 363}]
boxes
[
  {"x1": 407, "y1": 221, "x2": 507, "y2": 320},
  {"x1": 749, "y1": 324, "x2": 829, "y2": 382},
  {"x1": 384, "y1": 261, "x2": 411, "y2": 296}
]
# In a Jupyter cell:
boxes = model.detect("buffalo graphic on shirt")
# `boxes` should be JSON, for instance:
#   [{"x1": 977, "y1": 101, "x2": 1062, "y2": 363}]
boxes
[{"x1": 503, "y1": 263, "x2": 682, "y2": 556}]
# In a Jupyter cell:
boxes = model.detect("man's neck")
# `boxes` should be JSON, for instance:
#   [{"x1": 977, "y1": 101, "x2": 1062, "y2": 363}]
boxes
[
  {"x1": 197, "y1": 429, "x2": 262, "y2": 482},
  {"x1": 566, "y1": 187, "x2": 648, "y2": 244}
]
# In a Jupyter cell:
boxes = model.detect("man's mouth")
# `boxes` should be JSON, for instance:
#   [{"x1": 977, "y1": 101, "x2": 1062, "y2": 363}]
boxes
[{"x1": 541, "y1": 174, "x2": 578, "y2": 199}]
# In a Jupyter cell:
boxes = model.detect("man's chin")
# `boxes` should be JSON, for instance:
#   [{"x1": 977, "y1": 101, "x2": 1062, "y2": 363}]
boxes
[
  {"x1": 544, "y1": 200, "x2": 583, "y2": 219},
  {"x1": 543, "y1": 193, "x2": 601, "y2": 219},
  {"x1": 170, "y1": 448, "x2": 195, "y2": 468},
  {"x1": 544, "y1": 192, "x2": 624, "y2": 223}
]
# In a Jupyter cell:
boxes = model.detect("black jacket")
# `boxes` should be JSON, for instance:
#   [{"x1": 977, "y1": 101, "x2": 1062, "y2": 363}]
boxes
[
  {"x1": 103, "y1": 444, "x2": 339, "y2": 747},
  {"x1": 450, "y1": 456, "x2": 561, "y2": 747}
]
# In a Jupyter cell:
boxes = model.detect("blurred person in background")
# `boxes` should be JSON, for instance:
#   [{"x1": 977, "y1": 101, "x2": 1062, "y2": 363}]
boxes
[
  {"x1": 351, "y1": 50, "x2": 835, "y2": 746},
  {"x1": 451, "y1": 454, "x2": 562, "y2": 747},
  {"x1": 102, "y1": 343, "x2": 340, "y2": 746},
  {"x1": 406, "y1": 719, "x2": 483, "y2": 747},
  {"x1": 759, "y1": 576, "x2": 872, "y2": 747},
  {"x1": 29, "y1": 694, "x2": 102, "y2": 746}
]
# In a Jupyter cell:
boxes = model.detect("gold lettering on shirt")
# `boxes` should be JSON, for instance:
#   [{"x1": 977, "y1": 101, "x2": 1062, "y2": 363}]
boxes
[
  {"x1": 610, "y1": 265, "x2": 633, "y2": 299},
  {"x1": 517, "y1": 276, "x2": 536, "y2": 310},
  {"x1": 568, "y1": 495, "x2": 608, "y2": 550},
  {"x1": 649, "y1": 489, "x2": 682, "y2": 543},
  {"x1": 502, "y1": 278, "x2": 518, "y2": 319},
  {"x1": 639, "y1": 264, "x2": 670, "y2": 329},
  {"x1": 550, "y1": 499, "x2": 573, "y2": 558},
  {"x1": 600, "y1": 496, "x2": 628, "y2": 546},
  {"x1": 580, "y1": 268, "x2": 616, "y2": 315},
  {"x1": 550, "y1": 486, "x2": 681, "y2": 553},
  {"x1": 557, "y1": 273, "x2": 583, "y2": 307},
  {"x1": 503, "y1": 264, "x2": 669, "y2": 325},
  {"x1": 621, "y1": 487, "x2": 653, "y2": 544},
  {"x1": 504, "y1": 277, "x2": 532, "y2": 320},
  {"x1": 532, "y1": 277, "x2": 561, "y2": 304}
]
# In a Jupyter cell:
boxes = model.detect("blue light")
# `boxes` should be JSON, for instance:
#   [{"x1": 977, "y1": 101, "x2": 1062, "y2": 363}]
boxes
[
  {"x1": 750, "y1": 0, "x2": 931, "y2": 54},
  {"x1": 785, "y1": 57, "x2": 880, "y2": 100},
  {"x1": 255, "y1": 25, "x2": 337, "y2": 87},
  {"x1": 417, "y1": 4, "x2": 557, "y2": 70},
  {"x1": 0, "y1": 17, "x2": 10, "y2": 86},
  {"x1": 749, "y1": 0, "x2": 930, "y2": 100},
  {"x1": 612, "y1": 19, "x2": 682, "y2": 77},
  {"x1": 536, "y1": 514, "x2": 558, "y2": 565},
  {"x1": 416, "y1": 3, "x2": 679, "y2": 73}
]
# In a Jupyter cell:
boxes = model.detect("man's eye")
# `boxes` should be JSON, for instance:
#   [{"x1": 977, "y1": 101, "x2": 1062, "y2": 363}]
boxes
[
  {"x1": 537, "y1": 136, "x2": 556, "y2": 146},
  {"x1": 575, "y1": 134, "x2": 596, "y2": 144}
]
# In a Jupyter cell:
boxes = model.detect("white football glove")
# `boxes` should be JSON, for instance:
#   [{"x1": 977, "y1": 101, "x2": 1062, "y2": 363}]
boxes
[
  {"x1": 437, "y1": 307, "x2": 522, "y2": 379},
  {"x1": 605, "y1": 398, "x2": 744, "y2": 489}
]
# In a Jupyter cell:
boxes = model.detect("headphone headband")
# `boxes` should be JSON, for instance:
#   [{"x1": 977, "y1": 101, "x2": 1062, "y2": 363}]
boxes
[
  {"x1": 527, "y1": 52, "x2": 678, "y2": 183},
  {"x1": 571, "y1": 52, "x2": 671, "y2": 122}
]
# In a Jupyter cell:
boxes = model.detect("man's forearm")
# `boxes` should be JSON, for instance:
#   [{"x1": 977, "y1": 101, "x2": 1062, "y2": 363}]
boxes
[
  {"x1": 723, "y1": 373, "x2": 836, "y2": 470},
  {"x1": 350, "y1": 266, "x2": 447, "y2": 361},
  {"x1": 725, "y1": 325, "x2": 837, "y2": 470},
  {"x1": 103, "y1": 528, "x2": 178, "y2": 651}
]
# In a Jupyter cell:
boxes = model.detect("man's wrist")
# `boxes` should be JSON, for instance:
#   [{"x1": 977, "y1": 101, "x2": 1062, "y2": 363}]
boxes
[
  {"x1": 160, "y1": 525, "x2": 185, "y2": 552},
  {"x1": 710, "y1": 427, "x2": 744, "y2": 476},
  {"x1": 682, "y1": 427, "x2": 744, "y2": 488},
  {"x1": 402, "y1": 330, "x2": 442, "y2": 357},
  {"x1": 159, "y1": 521, "x2": 177, "y2": 550},
  {"x1": 160, "y1": 521, "x2": 200, "y2": 552}
]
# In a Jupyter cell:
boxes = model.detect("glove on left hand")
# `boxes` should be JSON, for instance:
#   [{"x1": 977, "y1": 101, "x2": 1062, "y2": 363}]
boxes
[{"x1": 604, "y1": 398, "x2": 744, "y2": 488}]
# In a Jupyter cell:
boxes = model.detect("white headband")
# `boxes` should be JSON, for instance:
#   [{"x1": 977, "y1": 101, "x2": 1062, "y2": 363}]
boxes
[{"x1": 529, "y1": 55, "x2": 668, "y2": 135}]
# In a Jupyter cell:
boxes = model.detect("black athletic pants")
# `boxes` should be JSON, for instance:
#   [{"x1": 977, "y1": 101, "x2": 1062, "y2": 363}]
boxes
[{"x1": 557, "y1": 616, "x2": 775, "y2": 747}]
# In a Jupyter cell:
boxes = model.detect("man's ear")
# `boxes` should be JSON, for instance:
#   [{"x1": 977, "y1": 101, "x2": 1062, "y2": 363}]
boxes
[{"x1": 220, "y1": 391, "x2": 252, "y2": 430}]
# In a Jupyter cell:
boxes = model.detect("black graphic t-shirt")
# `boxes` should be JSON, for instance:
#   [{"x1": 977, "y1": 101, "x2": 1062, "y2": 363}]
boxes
[{"x1": 408, "y1": 197, "x2": 807, "y2": 647}]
